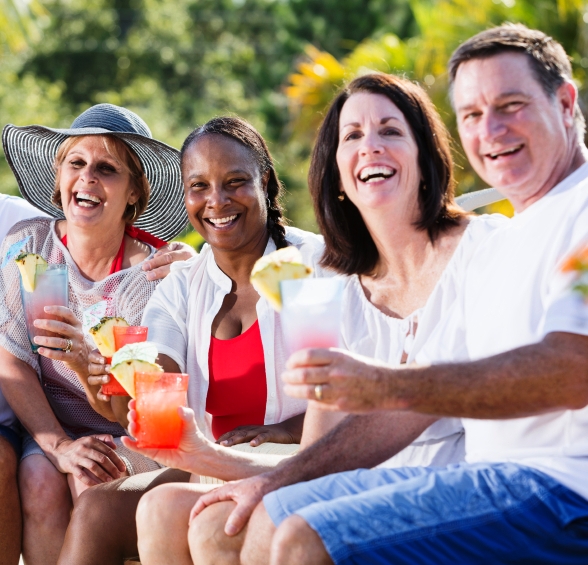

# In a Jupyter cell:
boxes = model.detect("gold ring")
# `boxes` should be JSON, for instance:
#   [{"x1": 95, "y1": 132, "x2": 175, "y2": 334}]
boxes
[
  {"x1": 314, "y1": 384, "x2": 323, "y2": 401},
  {"x1": 64, "y1": 339, "x2": 73, "y2": 353}
]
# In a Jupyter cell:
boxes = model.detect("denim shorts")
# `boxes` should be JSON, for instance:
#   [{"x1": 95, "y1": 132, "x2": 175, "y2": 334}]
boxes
[
  {"x1": 264, "y1": 462, "x2": 588, "y2": 565},
  {"x1": 0, "y1": 424, "x2": 21, "y2": 459}
]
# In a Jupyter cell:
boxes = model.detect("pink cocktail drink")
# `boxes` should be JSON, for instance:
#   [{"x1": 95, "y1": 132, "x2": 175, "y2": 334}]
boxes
[
  {"x1": 102, "y1": 326, "x2": 149, "y2": 396},
  {"x1": 135, "y1": 372, "x2": 189, "y2": 449},
  {"x1": 20, "y1": 265, "x2": 68, "y2": 353},
  {"x1": 280, "y1": 278, "x2": 343, "y2": 355}
]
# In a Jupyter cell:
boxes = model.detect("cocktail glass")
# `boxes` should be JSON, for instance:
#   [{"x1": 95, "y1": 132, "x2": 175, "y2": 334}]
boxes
[
  {"x1": 20, "y1": 264, "x2": 69, "y2": 353},
  {"x1": 102, "y1": 326, "x2": 149, "y2": 396},
  {"x1": 134, "y1": 372, "x2": 189, "y2": 449},
  {"x1": 280, "y1": 278, "x2": 344, "y2": 355}
]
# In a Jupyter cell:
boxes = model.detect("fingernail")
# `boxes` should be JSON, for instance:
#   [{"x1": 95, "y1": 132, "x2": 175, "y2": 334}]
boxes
[
  {"x1": 226, "y1": 524, "x2": 237, "y2": 536},
  {"x1": 145, "y1": 272, "x2": 154, "y2": 281}
]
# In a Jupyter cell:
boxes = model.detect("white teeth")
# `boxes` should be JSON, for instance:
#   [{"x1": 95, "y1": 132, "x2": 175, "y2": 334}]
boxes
[
  {"x1": 359, "y1": 166, "x2": 395, "y2": 182},
  {"x1": 76, "y1": 192, "x2": 101, "y2": 204},
  {"x1": 208, "y1": 215, "x2": 237, "y2": 226},
  {"x1": 489, "y1": 145, "x2": 522, "y2": 159}
]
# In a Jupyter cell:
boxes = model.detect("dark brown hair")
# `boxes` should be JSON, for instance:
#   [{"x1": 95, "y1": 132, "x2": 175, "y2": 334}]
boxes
[
  {"x1": 310, "y1": 73, "x2": 462, "y2": 276},
  {"x1": 53, "y1": 135, "x2": 150, "y2": 224},
  {"x1": 448, "y1": 23, "x2": 585, "y2": 137},
  {"x1": 180, "y1": 117, "x2": 288, "y2": 249}
]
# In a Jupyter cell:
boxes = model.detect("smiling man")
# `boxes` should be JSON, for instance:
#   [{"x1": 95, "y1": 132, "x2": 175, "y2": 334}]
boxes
[{"x1": 191, "y1": 24, "x2": 588, "y2": 565}]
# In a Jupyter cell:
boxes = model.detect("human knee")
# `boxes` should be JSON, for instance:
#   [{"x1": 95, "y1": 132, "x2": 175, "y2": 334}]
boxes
[
  {"x1": 271, "y1": 515, "x2": 325, "y2": 564},
  {"x1": 188, "y1": 501, "x2": 237, "y2": 558},
  {"x1": 240, "y1": 502, "x2": 276, "y2": 565},
  {"x1": 137, "y1": 483, "x2": 182, "y2": 534},
  {"x1": 69, "y1": 482, "x2": 116, "y2": 530},
  {"x1": 19, "y1": 457, "x2": 69, "y2": 517}
]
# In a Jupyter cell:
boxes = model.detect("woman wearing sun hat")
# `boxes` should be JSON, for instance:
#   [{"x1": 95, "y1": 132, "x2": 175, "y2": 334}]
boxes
[{"x1": 0, "y1": 103, "x2": 192, "y2": 565}]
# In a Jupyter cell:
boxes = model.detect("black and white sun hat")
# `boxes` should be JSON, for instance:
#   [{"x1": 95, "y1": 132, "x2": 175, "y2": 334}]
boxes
[{"x1": 2, "y1": 103, "x2": 188, "y2": 241}]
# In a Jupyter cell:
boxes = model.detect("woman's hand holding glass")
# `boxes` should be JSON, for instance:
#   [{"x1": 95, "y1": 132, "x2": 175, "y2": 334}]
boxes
[
  {"x1": 87, "y1": 350, "x2": 113, "y2": 401},
  {"x1": 33, "y1": 305, "x2": 91, "y2": 376}
]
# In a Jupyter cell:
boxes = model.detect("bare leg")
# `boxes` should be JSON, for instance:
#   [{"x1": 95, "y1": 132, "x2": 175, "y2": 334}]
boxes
[
  {"x1": 0, "y1": 438, "x2": 21, "y2": 565},
  {"x1": 271, "y1": 515, "x2": 333, "y2": 565},
  {"x1": 240, "y1": 502, "x2": 277, "y2": 565},
  {"x1": 67, "y1": 469, "x2": 129, "y2": 504},
  {"x1": 19, "y1": 454, "x2": 72, "y2": 565},
  {"x1": 137, "y1": 482, "x2": 216, "y2": 565},
  {"x1": 188, "y1": 501, "x2": 246, "y2": 565},
  {"x1": 58, "y1": 468, "x2": 190, "y2": 565}
]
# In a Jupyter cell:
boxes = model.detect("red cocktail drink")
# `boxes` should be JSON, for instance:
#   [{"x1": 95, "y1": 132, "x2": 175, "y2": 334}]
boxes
[
  {"x1": 135, "y1": 372, "x2": 189, "y2": 449},
  {"x1": 102, "y1": 326, "x2": 148, "y2": 396}
]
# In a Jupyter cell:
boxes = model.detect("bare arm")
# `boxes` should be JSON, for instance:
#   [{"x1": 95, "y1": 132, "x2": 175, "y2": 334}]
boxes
[
  {"x1": 190, "y1": 409, "x2": 437, "y2": 535},
  {"x1": 0, "y1": 346, "x2": 126, "y2": 485},
  {"x1": 283, "y1": 332, "x2": 588, "y2": 418}
]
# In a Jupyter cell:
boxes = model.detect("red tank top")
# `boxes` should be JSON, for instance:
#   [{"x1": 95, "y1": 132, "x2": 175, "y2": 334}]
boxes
[
  {"x1": 206, "y1": 320, "x2": 267, "y2": 440},
  {"x1": 61, "y1": 225, "x2": 167, "y2": 275}
]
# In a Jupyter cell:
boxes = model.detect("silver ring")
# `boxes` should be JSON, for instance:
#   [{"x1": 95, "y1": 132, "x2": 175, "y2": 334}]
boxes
[
  {"x1": 314, "y1": 384, "x2": 323, "y2": 402},
  {"x1": 64, "y1": 339, "x2": 73, "y2": 353}
]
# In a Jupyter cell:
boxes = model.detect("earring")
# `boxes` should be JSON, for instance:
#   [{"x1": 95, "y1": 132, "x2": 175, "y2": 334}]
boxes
[
  {"x1": 338, "y1": 192, "x2": 345, "y2": 201},
  {"x1": 420, "y1": 182, "x2": 427, "y2": 191},
  {"x1": 266, "y1": 196, "x2": 272, "y2": 209},
  {"x1": 130, "y1": 203, "x2": 138, "y2": 222}
]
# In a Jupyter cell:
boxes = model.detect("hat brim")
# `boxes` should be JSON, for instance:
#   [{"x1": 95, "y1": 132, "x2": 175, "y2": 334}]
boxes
[{"x1": 2, "y1": 124, "x2": 188, "y2": 241}]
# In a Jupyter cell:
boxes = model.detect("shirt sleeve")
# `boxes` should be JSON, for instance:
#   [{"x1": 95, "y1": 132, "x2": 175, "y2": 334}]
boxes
[{"x1": 141, "y1": 268, "x2": 189, "y2": 373}]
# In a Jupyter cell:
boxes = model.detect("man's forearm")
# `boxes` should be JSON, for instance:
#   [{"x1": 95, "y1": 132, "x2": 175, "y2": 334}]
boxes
[
  {"x1": 258, "y1": 410, "x2": 436, "y2": 488},
  {"x1": 389, "y1": 332, "x2": 588, "y2": 418}
]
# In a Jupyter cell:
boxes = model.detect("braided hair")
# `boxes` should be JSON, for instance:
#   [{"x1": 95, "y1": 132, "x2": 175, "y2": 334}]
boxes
[{"x1": 180, "y1": 117, "x2": 289, "y2": 250}]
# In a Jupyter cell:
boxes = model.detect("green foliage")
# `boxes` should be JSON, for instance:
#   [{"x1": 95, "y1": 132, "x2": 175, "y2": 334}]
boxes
[
  {"x1": 2, "y1": 0, "x2": 588, "y2": 225},
  {"x1": 285, "y1": 0, "x2": 588, "y2": 209}
]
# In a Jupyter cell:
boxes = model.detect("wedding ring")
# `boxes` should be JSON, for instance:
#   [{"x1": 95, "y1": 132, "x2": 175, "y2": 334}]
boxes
[
  {"x1": 64, "y1": 339, "x2": 73, "y2": 353},
  {"x1": 314, "y1": 384, "x2": 323, "y2": 402}
]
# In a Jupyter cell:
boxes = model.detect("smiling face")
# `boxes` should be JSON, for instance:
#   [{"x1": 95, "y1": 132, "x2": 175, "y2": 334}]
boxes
[
  {"x1": 182, "y1": 134, "x2": 269, "y2": 252},
  {"x1": 336, "y1": 92, "x2": 421, "y2": 220},
  {"x1": 454, "y1": 52, "x2": 577, "y2": 211},
  {"x1": 57, "y1": 136, "x2": 137, "y2": 229}
]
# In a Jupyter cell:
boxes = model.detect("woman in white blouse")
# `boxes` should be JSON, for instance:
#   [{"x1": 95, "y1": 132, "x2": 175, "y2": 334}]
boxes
[{"x1": 116, "y1": 74, "x2": 505, "y2": 565}]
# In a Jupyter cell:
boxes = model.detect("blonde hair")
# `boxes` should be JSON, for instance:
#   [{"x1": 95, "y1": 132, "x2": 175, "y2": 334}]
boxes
[{"x1": 52, "y1": 135, "x2": 151, "y2": 224}]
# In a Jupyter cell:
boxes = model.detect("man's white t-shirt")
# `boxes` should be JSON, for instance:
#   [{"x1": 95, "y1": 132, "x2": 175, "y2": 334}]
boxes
[
  {"x1": 419, "y1": 163, "x2": 588, "y2": 500},
  {"x1": 0, "y1": 194, "x2": 48, "y2": 427}
]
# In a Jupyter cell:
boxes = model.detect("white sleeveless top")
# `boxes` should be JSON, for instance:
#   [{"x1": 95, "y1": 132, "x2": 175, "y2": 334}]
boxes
[{"x1": 341, "y1": 213, "x2": 508, "y2": 468}]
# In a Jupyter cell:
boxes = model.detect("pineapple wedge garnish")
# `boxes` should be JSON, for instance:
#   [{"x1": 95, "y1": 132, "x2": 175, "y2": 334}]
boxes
[
  {"x1": 89, "y1": 317, "x2": 129, "y2": 357},
  {"x1": 110, "y1": 359, "x2": 163, "y2": 398},
  {"x1": 110, "y1": 342, "x2": 161, "y2": 397},
  {"x1": 15, "y1": 253, "x2": 47, "y2": 293},
  {"x1": 250, "y1": 247, "x2": 312, "y2": 311}
]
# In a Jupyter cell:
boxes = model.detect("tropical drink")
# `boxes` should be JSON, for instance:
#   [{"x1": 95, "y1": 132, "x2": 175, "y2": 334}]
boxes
[
  {"x1": 101, "y1": 326, "x2": 149, "y2": 396},
  {"x1": 134, "y1": 372, "x2": 189, "y2": 449},
  {"x1": 20, "y1": 264, "x2": 68, "y2": 353},
  {"x1": 280, "y1": 278, "x2": 343, "y2": 354}
]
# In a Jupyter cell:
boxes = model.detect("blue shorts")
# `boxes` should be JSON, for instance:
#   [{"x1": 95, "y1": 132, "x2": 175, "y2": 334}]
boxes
[
  {"x1": 0, "y1": 424, "x2": 21, "y2": 459},
  {"x1": 264, "y1": 462, "x2": 588, "y2": 564}
]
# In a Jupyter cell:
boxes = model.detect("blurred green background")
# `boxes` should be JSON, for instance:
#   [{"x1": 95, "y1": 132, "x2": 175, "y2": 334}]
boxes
[{"x1": 2, "y1": 0, "x2": 588, "y2": 245}]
